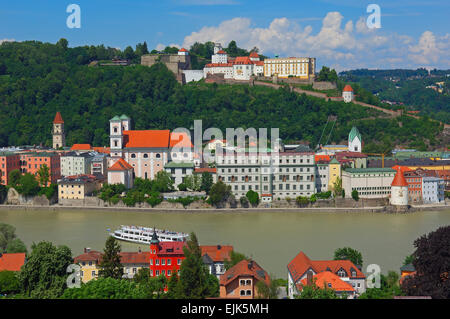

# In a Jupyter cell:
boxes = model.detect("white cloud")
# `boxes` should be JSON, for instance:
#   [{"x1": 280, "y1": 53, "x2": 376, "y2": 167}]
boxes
[{"x1": 182, "y1": 13, "x2": 450, "y2": 70}]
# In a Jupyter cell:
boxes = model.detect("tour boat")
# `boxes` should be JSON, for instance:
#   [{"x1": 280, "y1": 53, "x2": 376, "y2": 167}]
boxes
[{"x1": 110, "y1": 225, "x2": 189, "y2": 244}]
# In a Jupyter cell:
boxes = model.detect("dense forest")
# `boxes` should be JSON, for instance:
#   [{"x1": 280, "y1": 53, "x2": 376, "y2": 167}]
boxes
[
  {"x1": 340, "y1": 69, "x2": 450, "y2": 124},
  {"x1": 0, "y1": 40, "x2": 447, "y2": 153}
]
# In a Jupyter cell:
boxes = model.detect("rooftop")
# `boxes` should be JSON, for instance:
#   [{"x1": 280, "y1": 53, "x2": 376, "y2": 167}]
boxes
[
  {"x1": 108, "y1": 158, "x2": 133, "y2": 171},
  {"x1": 0, "y1": 253, "x2": 26, "y2": 272},
  {"x1": 220, "y1": 259, "x2": 270, "y2": 287}
]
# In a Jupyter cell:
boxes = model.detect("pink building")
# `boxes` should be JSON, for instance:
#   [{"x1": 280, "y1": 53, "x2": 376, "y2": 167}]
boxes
[
  {"x1": 108, "y1": 115, "x2": 192, "y2": 180},
  {"x1": 107, "y1": 158, "x2": 134, "y2": 189}
]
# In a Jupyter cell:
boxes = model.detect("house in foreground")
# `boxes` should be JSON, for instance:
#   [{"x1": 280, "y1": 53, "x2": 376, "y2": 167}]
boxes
[
  {"x1": 0, "y1": 252, "x2": 26, "y2": 272},
  {"x1": 287, "y1": 251, "x2": 366, "y2": 299},
  {"x1": 201, "y1": 245, "x2": 233, "y2": 279},
  {"x1": 219, "y1": 259, "x2": 270, "y2": 299}
]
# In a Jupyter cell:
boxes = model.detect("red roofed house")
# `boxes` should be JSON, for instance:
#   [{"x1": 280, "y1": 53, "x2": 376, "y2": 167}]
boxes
[
  {"x1": 220, "y1": 259, "x2": 271, "y2": 299},
  {"x1": 109, "y1": 115, "x2": 192, "y2": 181},
  {"x1": 52, "y1": 112, "x2": 65, "y2": 149},
  {"x1": 149, "y1": 232, "x2": 186, "y2": 284},
  {"x1": 342, "y1": 85, "x2": 354, "y2": 103},
  {"x1": 70, "y1": 144, "x2": 93, "y2": 152},
  {"x1": 107, "y1": 158, "x2": 134, "y2": 189},
  {"x1": 298, "y1": 271, "x2": 356, "y2": 298},
  {"x1": 0, "y1": 252, "x2": 26, "y2": 272},
  {"x1": 287, "y1": 251, "x2": 366, "y2": 298},
  {"x1": 201, "y1": 245, "x2": 233, "y2": 278}
]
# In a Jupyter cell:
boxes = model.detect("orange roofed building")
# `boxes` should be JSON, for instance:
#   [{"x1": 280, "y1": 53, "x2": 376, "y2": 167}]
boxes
[
  {"x1": 298, "y1": 271, "x2": 356, "y2": 298},
  {"x1": 107, "y1": 158, "x2": 134, "y2": 188},
  {"x1": 0, "y1": 252, "x2": 26, "y2": 272},
  {"x1": 108, "y1": 115, "x2": 193, "y2": 180},
  {"x1": 201, "y1": 245, "x2": 233, "y2": 278},
  {"x1": 287, "y1": 251, "x2": 366, "y2": 298},
  {"x1": 219, "y1": 259, "x2": 271, "y2": 299}
]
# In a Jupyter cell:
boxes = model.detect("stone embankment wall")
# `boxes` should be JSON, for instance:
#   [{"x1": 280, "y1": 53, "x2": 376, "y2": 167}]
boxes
[
  {"x1": 312, "y1": 81, "x2": 337, "y2": 90},
  {"x1": 5, "y1": 187, "x2": 55, "y2": 206}
]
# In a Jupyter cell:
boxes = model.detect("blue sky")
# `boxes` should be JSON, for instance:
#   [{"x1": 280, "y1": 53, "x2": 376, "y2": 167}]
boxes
[{"x1": 1, "y1": 0, "x2": 449, "y2": 70}]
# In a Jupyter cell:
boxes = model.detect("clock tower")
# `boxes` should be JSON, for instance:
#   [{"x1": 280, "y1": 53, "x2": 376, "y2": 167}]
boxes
[{"x1": 52, "y1": 112, "x2": 65, "y2": 149}]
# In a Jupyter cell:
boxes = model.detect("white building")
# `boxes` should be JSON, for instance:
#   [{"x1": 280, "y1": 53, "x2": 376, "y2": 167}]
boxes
[
  {"x1": 348, "y1": 126, "x2": 362, "y2": 152},
  {"x1": 422, "y1": 176, "x2": 445, "y2": 203},
  {"x1": 390, "y1": 169, "x2": 409, "y2": 206},
  {"x1": 164, "y1": 162, "x2": 194, "y2": 188},
  {"x1": 342, "y1": 168, "x2": 396, "y2": 199},
  {"x1": 342, "y1": 85, "x2": 354, "y2": 103},
  {"x1": 60, "y1": 151, "x2": 94, "y2": 177}
]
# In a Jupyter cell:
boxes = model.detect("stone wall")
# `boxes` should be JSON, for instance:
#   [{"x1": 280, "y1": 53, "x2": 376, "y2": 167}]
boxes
[{"x1": 312, "y1": 81, "x2": 337, "y2": 90}]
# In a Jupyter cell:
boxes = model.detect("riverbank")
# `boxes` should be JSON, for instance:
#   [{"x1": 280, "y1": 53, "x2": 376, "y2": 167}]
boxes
[{"x1": 0, "y1": 203, "x2": 448, "y2": 214}]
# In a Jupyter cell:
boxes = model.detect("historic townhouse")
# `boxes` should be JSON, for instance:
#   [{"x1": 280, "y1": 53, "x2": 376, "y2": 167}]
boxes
[
  {"x1": 19, "y1": 152, "x2": 61, "y2": 186},
  {"x1": 263, "y1": 57, "x2": 316, "y2": 79},
  {"x1": 215, "y1": 150, "x2": 316, "y2": 200},
  {"x1": 0, "y1": 152, "x2": 20, "y2": 185},
  {"x1": 201, "y1": 245, "x2": 233, "y2": 279},
  {"x1": 60, "y1": 151, "x2": 94, "y2": 177}
]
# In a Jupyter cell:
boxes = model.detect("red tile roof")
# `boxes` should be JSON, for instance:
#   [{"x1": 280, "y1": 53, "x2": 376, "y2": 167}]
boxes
[
  {"x1": 93, "y1": 146, "x2": 111, "y2": 154},
  {"x1": 108, "y1": 158, "x2": 133, "y2": 171},
  {"x1": 287, "y1": 251, "x2": 365, "y2": 283},
  {"x1": 315, "y1": 155, "x2": 331, "y2": 163},
  {"x1": 71, "y1": 144, "x2": 92, "y2": 151},
  {"x1": 170, "y1": 132, "x2": 193, "y2": 148},
  {"x1": 156, "y1": 242, "x2": 187, "y2": 255},
  {"x1": 233, "y1": 57, "x2": 252, "y2": 65},
  {"x1": 119, "y1": 251, "x2": 151, "y2": 264},
  {"x1": 298, "y1": 271, "x2": 355, "y2": 293},
  {"x1": 249, "y1": 52, "x2": 259, "y2": 58},
  {"x1": 179, "y1": 48, "x2": 188, "y2": 52},
  {"x1": 0, "y1": 253, "x2": 26, "y2": 272},
  {"x1": 336, "y1": 151, "x2": 368, "y2": 158},
  {"x1": 391, "y1": 169, "x2": 408, "y2": 187},
  {"x1": 201, "y1": 245, "x2": 233, "y2": 262},
  {"x1": 253, "y1": 61, "x2": 264, "y2": 66},
  {"x1": 74, "y1": 250, "x2": 103, "y2": 263},
  {"x1": 220, "y1": 259, "x2": 270, "y2": 287},
  {"x1": 53, "y1": 112, "x2": 64, "y2": 124},
  {"x1": 123, "y1": 130, "x2": 170, "y2": 148},
  {"x1": 205, "y1": 63, "x2": 233, "y2": 68},
  {"x1": 217, "y1": 50, "x2": 227, "y2": 54},
  {"x1": 343, "y1": 85, "x2": 353, "y2": 92}
]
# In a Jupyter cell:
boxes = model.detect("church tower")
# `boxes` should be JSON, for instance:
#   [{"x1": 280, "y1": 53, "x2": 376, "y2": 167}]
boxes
[{"x1": 52, "y1": 112, "x2": 65, "y2": 149}]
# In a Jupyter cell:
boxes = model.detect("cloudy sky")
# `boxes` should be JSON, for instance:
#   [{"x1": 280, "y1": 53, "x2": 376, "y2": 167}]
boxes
[{"x1": 1, "y1": 0, "x2": 449, "y2": 71}]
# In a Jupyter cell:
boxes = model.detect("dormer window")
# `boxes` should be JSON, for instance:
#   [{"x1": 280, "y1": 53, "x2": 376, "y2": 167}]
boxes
[{"x1": 337, "y1": 269, "x2": 347, "y2": 277}]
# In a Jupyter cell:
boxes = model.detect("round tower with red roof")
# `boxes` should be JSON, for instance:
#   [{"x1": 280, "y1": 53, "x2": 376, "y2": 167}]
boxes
[
  {"x1": 390, "y1": 168, "x2": 409, "y2": 206},
  {"x1": 52, "y1": 112, "x2": 65, "y2": 149},
  {"x1": 342, "y1": 85, "x2": 354, "y2": 103}
]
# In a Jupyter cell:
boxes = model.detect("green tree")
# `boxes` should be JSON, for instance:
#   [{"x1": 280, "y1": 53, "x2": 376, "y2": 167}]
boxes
[
  {"x1": 208, "y1": 181, "x2": 231, "y2": 206},
  {"x1": 402, "y1": 254, "x2": 415, "y2": 266},
  {"x1": 256, "y1": 276, "x2": 278, "y2": 299},
  {"x1": 0, "y1": 223, "x2": 17, "y2": 253},
  {"x1": 0, "y1": 271, "x2": 21, "y2": 295},
  {"x1": 167, "y1": 269, "x2": 181, "y2": 299},
  {"x1": 6, "y1": 238, "x2": 27, "y2": 254},
  {"x1": 19, "y1": 241, "x2": 73, "y2": 298},
  {"x1": 37, "y1": 164, "x2": 50, "y2": 187},
  {"x1": 178, "y1": 232, "x2": 219, "y2": 298},
  {"x1": 295, "y1": 279, "x2": 339, "y2": 299},
  {"x1": 200, "y1": 172, "x2": 213, "y2": 194},
  {"x1": 224, "y1": 250, "x2": 248, "y2": 270},
  {"x1": 153, "y1": 171, "x2": 174, "y2": 193},
  {"x1": 351, "y1": 189, "x2": 359, "y2": 201},
  {"x1": 17, "y1": 173, "x2": 40, "y2": 196},
  {"x1": 332, "y1": 176, "x2": 343, "y2": 198},
  {"x1": 333, "y1": 247, "x2": 363, "y2": 267},
  {"x1": 98, "y1": 236, "x2": 123, "y2": 280},
  {"x1": 246, "y1": 190, "x2": 259, "y2": 206},
  {"x1": 8, "y1": 169, "x2": 21, "y2": 188}
]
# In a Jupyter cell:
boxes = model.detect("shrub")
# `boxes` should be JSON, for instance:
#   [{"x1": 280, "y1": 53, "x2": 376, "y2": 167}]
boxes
[
  {"x1": 351, "y1": 189, "x2": 359, "y2": 201},
  {"x1": 310, "y1": 194, "x2": 317, "y2": 203},
  {"x1": 245, "y1": 190, "x2": 259, "y2": 206},
  {"x1": 146, "y1": 192, "x2": 163, "y2": 207},
  {"x1": 296, "y1": 196, "x2": 310, "y2": 206},
  {"x1": 177, "y1": 183, "x2": 187, "y2": 191}
]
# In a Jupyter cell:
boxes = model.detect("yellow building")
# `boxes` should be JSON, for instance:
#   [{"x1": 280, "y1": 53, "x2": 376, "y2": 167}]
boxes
[
  {"x1": 264, "y1": 57, "x2": 315, "y2": 79},
  {"x1": 328, "y1": 158, "x2": 341, "y2": 190},
  {"x1": 58, "y1": 174, "x2": 104, "y2": 201},
  {"x1": 74, "y1": 248, "x2": 151, "y2": 283}
]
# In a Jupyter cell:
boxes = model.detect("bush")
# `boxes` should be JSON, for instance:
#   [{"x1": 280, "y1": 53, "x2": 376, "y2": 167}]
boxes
[
  {"x1": 245, "y1": 190, "x2": 259, "y2": 206},
  {"x1": 240, "y1": 196, "x2": 249, "y2": 207},
  {"x1": 168, "y1": 196, "x2": 202, "y2": 208},
  {"x1": 351, "y1": 189, "x2": 359, "y2": 201},
  {"x1": 296, "y1": 196, "x2": 310, "y2": 206},
  {"x1": 177, "y1": 183, "x2": 187, "y2": 191},
  {"x1": 310, "y1": 194, "x2": 317, "y2": 203},
  {"x1": 37, "y1": 184, "x2": 57, "y2": 200},
  {"x1": 145, "y1": 192, "x2": 163, "y2": 207},
  {"x1": 316, "y1": 191, "x2": 332, "y2": 199}
]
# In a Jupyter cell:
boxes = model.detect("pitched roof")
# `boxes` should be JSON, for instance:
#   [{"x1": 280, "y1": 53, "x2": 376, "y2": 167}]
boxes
[
  {"x1": 233, "y1": 56, "x2": 252, "y2": 65},
  {"x1": 71, "y1": 144, "x2": 93, "y2": 151},
  {"x1": 123, "y1": 130, "x2": 170, "y2": 148},
  {"x1": 391, "y1": 169, "x2": 408, "y2": 187},
  {"x1": 170, "y1": 132, "x2": 193, "y2": 148},
  {"x1": 336, "y1": 151, "x2": 367, "y2": 158},
  {"x1": 0, "y1": 253, "x2": 26, "y2": 272},
  {"x1": 220, "y1": 259, "x2": 270, "y2": 287},
  {"x1": 156, "y1": 241, "x2": 187, "y2": 255},
  {"x1": 74, "y1": 250, "x2": 103, "y2": 263},
  {"x1": 343, "y1": 85, "x2": 353, "y2": 92},
  {"x1": 194, "y1": 168, "x2": 217, "y2": 174},
  {"x1": 249, "y1": 52, "x2": 259, "y2": 58},
  {"x1": 93, "y1": 146, "x2": 110, "y2": 154},
  {"x1": 53, "y1": 112, "x2": 64, "y2": 124},
  {"x1": 217, "y1": 50, "x2": 227, "y2": 54},
  {"x1": 329, "y1": 158, "x2": 340, "y2": 164},
  {"x1": 200, "y1": 245, "x2": 233, "y2": 263},
  {"x1": 348, "y1": 126, "x2": 361, "y2": 142},
  {"x1": 108, "y1": 158, "x2": 133, "y2": 171},
  {"x1": 315, "y1": 155, "x2": 331, "y2": 163},
  {"x1": 298, "y1": 271, "x2": 355, "y2": 293},
  {"x1": 287, "y1": 251, "x2": 365, "y2": 283},
  {"x1": 179, "y1": 48, "x2": 188, "y2": 52},
  {"x1": 119, "y1": 251, "x2": 151, "y2": 264},
  {"x1": 205, "y1": 63, "x2": 233, "y2": 68}
]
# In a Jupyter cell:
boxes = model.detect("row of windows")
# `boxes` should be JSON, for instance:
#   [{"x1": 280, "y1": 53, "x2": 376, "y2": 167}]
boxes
[
  {"x1": 150, "y1": 258, "x2": 182, "y2": 266},
  {"x1": 221, "y1": 167, "x2": 312, "y2": 173},
  {"x1": 218, "y1": 158, "x2": 313, "y2": 165}
]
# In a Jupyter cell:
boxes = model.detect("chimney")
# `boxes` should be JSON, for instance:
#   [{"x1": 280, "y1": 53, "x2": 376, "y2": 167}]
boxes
[
  {"x1": 248, "y1": 260, "x2": 253, "y2": 269},
  {"x1": 85, "y1": 247, "x2": 91, "y2": 253},
  {"x1": 138, "y1": 247, "x2": 142, "y2": 253},
  {"x1": 217, "y1": 245, "x2": 221, "y2": 250},
  {"x1": 307, "y1": 271, "x2": 313, "y2": 285},
  {"x1": 84, "y1": 248, "x2": 86, "y2": 253}
]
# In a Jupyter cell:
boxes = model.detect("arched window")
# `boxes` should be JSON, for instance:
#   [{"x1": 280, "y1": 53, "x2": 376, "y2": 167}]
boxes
[
  {"x1": 143, "y1": 154, "x2": 148, "y2": 158},
  {"x1": 114, "y1": 127, "x2": 118, "y2": 133},
  {"x1": 337, "y1": 268, "x2": 347, "y2": 277},
  {"x1": 131, "y1": 154, "x2": 136, "y2": 158},
  {"x1": 114, "y1": 140, "x2": 118, "y2": 147},
  {"x1": 156, "y1": 153, "x2": 161, "y2": 159},
  {"x1": 172, "y1": 153, "x2": 177, "y2": 158}
]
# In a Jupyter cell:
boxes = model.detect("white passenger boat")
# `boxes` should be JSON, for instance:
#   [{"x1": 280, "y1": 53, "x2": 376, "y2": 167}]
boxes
[{"x1": 110, "y1": 225, "x2": 189, "y2": 244}]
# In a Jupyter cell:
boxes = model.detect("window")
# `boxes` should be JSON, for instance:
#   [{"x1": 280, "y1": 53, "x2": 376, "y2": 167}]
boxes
[
  {"x1": 92, "y1": 271, "x2": 96, "y2": 277},
  {"x1": 177, "y1": 259, "x2": 182, "y2": 265},
  {"x1": 240, "y1": 280, "x2": 246, "y2": 286},
  {"x1": 161, "y1": 259, "x2": 166, "y2": 265},
  {"x1": 246, "y1": 290, "x2": 251, "y2": 296},
  {"x1": 143, "y1": 154, "x2": 148, "y2": 158},
  {"x1": 240, "y1": 290, "x2": 246, "y2": 296},
  {"x1": 168, "y1": 259, "x2": 171, "y2": 266},
  {"x1": 156, "y1": 259, "x2": 160, "y2": 265},
  {"x1": 246, "y1": 280, "x2": 251, "y2": 285}
]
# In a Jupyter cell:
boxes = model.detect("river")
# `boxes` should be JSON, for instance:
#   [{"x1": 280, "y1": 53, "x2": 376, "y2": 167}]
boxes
[{"x1": 0, "y1": 208, "x2": 449, "y2": 278}]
